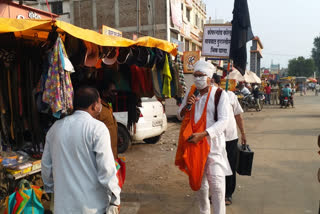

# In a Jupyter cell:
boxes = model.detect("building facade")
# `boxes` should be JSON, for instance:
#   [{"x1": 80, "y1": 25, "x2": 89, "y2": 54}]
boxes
[
  {"x1": 250, "y1": 36, "x2": 263, "y2": 77},
  {"x1": 22, "y1": 0, "x2": 71, "y2": 22},
  {"x1": 23, "y1": 0, "x2": 206, "y2": 52}
]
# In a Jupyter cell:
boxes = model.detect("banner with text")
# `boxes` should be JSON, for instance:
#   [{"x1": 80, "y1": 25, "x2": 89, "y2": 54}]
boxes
[
  {"x1": 102, "y1": 25, "x2": 122, "y2": 37},
  {"x1": 201, "y1": 24, "x2": 232, "y2": 58}
]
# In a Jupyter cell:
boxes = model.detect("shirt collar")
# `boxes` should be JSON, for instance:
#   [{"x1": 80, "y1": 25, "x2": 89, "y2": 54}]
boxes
[{"x1": 73, "y1": 110, "x2": 93, "y2": 118}]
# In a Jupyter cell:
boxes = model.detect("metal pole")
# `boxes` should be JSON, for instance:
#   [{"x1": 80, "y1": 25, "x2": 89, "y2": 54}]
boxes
[{"x1": 225, "y1": 59, "x2": 231, "y2": 91}]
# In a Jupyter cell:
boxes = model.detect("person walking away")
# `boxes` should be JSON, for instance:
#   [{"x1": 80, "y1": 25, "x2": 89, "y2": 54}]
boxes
[
  {"x1": 176, "y1": 60, "x2": 232, "y2": 214},
  {"x1": 271, "y1": 83, "x2": 279, "y2": 105},
  {"x1": 252, "y1": 85, "x2": 261, "y2": 111},
  {"x1": 42, "y1": 87, "x2": 120, "y2": 214},
  {"x1": 97, "y1": 81, "x2": 118, "y2": 158},
  {"x1": 211, "y1": 74, "x2": 247, "y2": 206},
  {"x1": 315, "y1": 83, "x2": 320, "y2": 96},
  {"x1": 264, "y1": 83, "x2": 271, "y2": 105}
]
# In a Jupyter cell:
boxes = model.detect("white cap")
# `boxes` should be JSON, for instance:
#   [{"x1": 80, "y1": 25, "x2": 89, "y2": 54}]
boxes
[{"x1": 193, "y1": 60, "x2": 216, "y2": 78}]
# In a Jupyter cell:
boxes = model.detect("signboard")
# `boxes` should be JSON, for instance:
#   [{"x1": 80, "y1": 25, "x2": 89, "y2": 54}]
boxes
[
  {"x1": 201, "y1": 24, "x2": 232, "y2": 58},
  {"x1": 220, "y1": 79, "x2": 236, "y2": 91},
  {"x1": 102, "y1": 25, "x2": 122, "y2": 37},
  {"x1": 183, "y1": 51, "x2": 200, "y2": 73}
]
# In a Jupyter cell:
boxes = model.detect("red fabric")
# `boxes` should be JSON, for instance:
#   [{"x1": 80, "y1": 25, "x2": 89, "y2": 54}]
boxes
[
  {"x1": 264, "y1": 86, "x2": 271, "y2": 94},
  {"x1": 116, "y1": 158, "x2": 126, "y2": 189},
  {"x1": 175, "y1": 85, "x2": 212, "y2": 191}
]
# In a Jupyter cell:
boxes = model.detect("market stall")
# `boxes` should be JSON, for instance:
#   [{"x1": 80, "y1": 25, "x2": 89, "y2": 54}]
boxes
[{"x1": 0, "y1": 17, "x2": 185, "y2": 205}]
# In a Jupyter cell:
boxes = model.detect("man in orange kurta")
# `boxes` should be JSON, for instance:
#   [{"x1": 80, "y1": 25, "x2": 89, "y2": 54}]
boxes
[{"x1": 97, "y1": 81, "x2": 118, "y2": 158}]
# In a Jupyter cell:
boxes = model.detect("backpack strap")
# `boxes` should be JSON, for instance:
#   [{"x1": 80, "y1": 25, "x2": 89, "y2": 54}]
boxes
[{"x1": 214, "y1": 88, "x2": 223, "y2": 121}]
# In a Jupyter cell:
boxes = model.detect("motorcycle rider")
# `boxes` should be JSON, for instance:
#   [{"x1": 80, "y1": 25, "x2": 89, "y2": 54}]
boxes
[
  {"x1": 240, "y1": 83, "x2": 251, "y2": 96},
  {"x1": 281, "y1": 84, "x2": 293, "y2": 107}
]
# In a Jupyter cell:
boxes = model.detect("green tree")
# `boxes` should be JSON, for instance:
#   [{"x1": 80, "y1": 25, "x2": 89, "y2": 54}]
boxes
[
  {"x1": 311, "y1": 35, "x2": 320, "y2": 74},
  {"x1": 288, "y1": 56, "x2": 315, "y2": 77}
]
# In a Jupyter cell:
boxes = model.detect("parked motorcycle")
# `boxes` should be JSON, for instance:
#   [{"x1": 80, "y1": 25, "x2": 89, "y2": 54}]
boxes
[{"x1": 240, "y1": 94, "x2": 261, "y2": 112}]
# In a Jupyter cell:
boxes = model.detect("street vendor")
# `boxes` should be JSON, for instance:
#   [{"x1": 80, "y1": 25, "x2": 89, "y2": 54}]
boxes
[
  {"x1": 97, "y1": 80, "x2": 118, "y2": 158},
  {"x1": 175, "y1": 60, "x2": 232, "y2": 214}
]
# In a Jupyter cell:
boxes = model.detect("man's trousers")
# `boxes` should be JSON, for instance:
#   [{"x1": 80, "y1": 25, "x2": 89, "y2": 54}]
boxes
[
  {"x1": 225, "y1": 139, "x2": 238, "y2": 198},
  {"x1": 198, "y1": 170, "x2": 226, "y2": 214}
]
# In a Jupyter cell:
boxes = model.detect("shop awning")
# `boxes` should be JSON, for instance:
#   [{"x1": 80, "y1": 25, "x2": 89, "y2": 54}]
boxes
[
  {"x1": 135, "y1": 36, "x2": 178, "y2": 56},
  {"x1": 0, "y1": 18, "x2": 178, "y2": 55}
]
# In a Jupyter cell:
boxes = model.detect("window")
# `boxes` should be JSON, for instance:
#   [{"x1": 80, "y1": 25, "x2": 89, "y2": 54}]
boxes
[
  {"x1": 195, "y1": 14, "x2": 198, "y2": 27},
  {"x1": 185, "y1": 39, "x2": 190, "y2": 51},
  {"x1": 186, "y1": 9, "x2": 190, "y2": 22},
  {"x1": 181, "y1": 3, "x2": 183, "y2": 10},
  {"x1": 192, "y1": 43, "x2": 196, "y2": 51},
  {"x1": 201, "y1": 19, "x2": 204, "y2": 28},
  {"x1": 51, "y1": 1, "x2": 63, "y2": 15}
]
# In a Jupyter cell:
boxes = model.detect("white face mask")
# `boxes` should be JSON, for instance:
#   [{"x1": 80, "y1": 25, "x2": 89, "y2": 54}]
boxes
[{"x1": 194, "y1": 76, "x2": 208, "y2": 90}]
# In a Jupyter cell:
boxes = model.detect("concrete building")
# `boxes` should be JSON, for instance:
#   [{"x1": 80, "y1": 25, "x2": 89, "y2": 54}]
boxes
[
  {"x1": 23, "y1": 0, "x2": 206, "y2": 52},
  {"x1": 21, "y1": 0, "x2": 71, "y2": 23},
  {"x1": 250, "y1": 36, "x2": 263, "y2": 77}
]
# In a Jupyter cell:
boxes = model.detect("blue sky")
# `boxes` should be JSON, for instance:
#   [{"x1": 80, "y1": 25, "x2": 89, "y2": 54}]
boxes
[{"x1": 203, "y1": 0, "x2": 320, "y2": 69}]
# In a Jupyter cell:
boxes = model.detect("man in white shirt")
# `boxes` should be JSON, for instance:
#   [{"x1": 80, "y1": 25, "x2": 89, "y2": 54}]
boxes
[
  {"x1": 240, "y1": 84, "x2": 251, "y2": 96},
  {"x1": 212, "y1": 74, "x2": 247, "y2": 206},
  {"x1": 177, "y1": 60, "x2": 232, "y2": 214},
  {"x1": 42, "y1": 87, "x2": 120, "y2": 214}
]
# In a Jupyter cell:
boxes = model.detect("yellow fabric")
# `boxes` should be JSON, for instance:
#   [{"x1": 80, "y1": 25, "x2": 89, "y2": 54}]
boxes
[
  {"x1": 0, "y1": 18, "x2": 51, "y2": 33},
  {"x1": 161, "y1": 55, "x2": 172, "y2": 98},
  {"x1": 0, "y1": 18, "x2": 178, "y2": 55},
  {"x1": 135, "y1": 36, "x2": 178, "y2": 56},
  {"x1": 55, "y1": 20, "x2": 135, "y2": 47}
]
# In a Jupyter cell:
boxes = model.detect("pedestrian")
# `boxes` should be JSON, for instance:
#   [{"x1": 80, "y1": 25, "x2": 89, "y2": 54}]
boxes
[
  {"x1": 97, "y1": 80, "x2": 118, "y2": 158},
  {"x1": 42, "y1": 86, "x2": 120, "y2": 214},
  {"x1": 264, "y1": 83, "x2": 271, "y2": 105},
  {"x1": 211, "y1": 74, "x2": 247, "y2": 206},
  {"x1": 176, "y1": 60, "x2": 232, "y2": 214},
  {"x1": 252, "y1": 85, "x2": 261, "y2": 111},
  {"x1": 315, "y1": 83, "x2": 320, "y2": 96},
  {"x1": 271, "y1": 83, "x2": 279, "y2": 105}
]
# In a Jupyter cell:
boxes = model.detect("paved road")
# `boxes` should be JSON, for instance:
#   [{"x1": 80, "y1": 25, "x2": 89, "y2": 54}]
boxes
[{"x1": 121, "y1": 92, "x2": 320, "y2": 214}]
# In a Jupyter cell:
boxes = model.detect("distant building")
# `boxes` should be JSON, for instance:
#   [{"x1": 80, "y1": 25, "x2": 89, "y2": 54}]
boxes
[
  {"x1": 250, "y1": 36, "x2": 263, "y2": 77},
  {"x1": 270, "y1": 63, "x2": 280, "y2": 74},
  {"x1": 0, "y1": 0, "x2": 58, "y2": 19}
]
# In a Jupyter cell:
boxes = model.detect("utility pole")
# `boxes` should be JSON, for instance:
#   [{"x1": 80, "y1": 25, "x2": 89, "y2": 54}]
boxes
[{"x1": 136, "y1": 0, "x2": 140, "y2": 36}]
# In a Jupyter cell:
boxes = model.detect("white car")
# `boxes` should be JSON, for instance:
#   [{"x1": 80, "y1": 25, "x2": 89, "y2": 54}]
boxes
[{"x1": 113, "y1": 97, "x2": 167, "y2": 153}]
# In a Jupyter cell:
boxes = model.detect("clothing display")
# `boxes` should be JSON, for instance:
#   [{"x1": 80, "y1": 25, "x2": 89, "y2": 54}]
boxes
[{"x1": 43, "y1": 36, "x2": 74, "y2": 118}]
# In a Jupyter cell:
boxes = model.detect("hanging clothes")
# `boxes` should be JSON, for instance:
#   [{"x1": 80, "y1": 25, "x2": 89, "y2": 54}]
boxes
[
  {"x1": 151, "y1": 64, "x2": 164, "y2": 99},
  {"x1": 43, "y1": 36, "x2": 74, "y2": 118},
  {"x1": 130, "y1": 65, "x2": 154, "y2": 98},
  {"x1": 176, "y1": 54, "x2": 187, "y2": 95},
  {"x1": 161, "y1": 54, "x2": 172, "y2": 98}
]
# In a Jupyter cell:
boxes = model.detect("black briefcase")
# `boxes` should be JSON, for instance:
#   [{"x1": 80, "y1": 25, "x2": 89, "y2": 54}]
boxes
[{"x1": 236, "y1": 144, "x2": 254, "y2": 176}]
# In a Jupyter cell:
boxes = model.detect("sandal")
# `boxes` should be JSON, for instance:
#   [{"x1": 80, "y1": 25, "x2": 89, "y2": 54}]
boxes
[{"x1": 225, "y1": 197, "x2": 232, "y2": 206}]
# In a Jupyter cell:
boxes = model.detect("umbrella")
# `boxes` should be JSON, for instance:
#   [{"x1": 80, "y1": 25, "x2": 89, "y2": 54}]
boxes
[
  {"x1": 226, "y1": 69, "x2": 245, "y2": 82},
  {"x1": 250, "y1": 71, "x2": 262, "y2": 84},
  {"x1": 308, "y1": 78, "x2": 317, "y2": 83}
]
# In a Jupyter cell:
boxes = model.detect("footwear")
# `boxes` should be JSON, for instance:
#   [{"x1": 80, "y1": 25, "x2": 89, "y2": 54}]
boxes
[{"x1": 225, "y1": 197, "x2": 232, "y2": 206}]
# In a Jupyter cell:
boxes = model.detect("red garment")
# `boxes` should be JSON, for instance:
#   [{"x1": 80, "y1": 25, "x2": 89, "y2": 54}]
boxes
[
  {"x1": 175, "y1": 85, "x2": 212, "y2": 191},
  {"x1": 264, "y1": 86, "x2": 271, "y2": 94}
]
